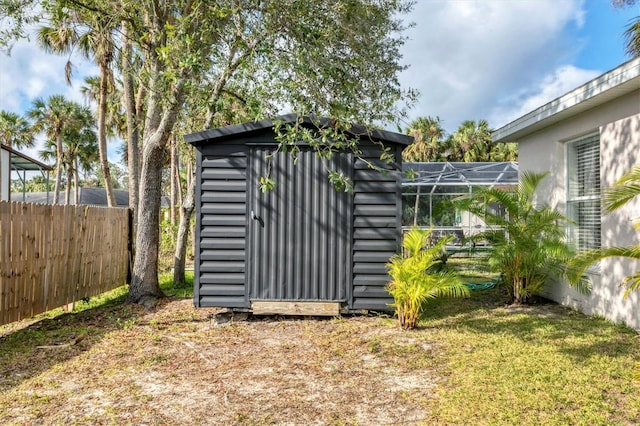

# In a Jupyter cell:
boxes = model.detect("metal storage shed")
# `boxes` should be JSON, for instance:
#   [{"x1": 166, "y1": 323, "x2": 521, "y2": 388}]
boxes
[{"x1": 185, "y1": 115, "x2": 412, "y2": 315}]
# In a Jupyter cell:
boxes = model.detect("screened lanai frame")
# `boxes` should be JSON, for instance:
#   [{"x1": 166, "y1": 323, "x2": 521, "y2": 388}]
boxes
[
  {"x1": 401, "y1": 162, "x2": 519, "y2": 246},
  {"x1": 1, "y1": 145, "x2": 52, "y2": 202}
]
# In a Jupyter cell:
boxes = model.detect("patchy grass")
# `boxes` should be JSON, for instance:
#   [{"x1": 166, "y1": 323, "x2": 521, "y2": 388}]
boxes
[
  {"x1": 423, "y1": 291, "x2": 640, "y2": 424},
  {"x1": 160, "y1": 271, "x2": 194, "y2": 299},
  {"x1": 0, "y1": 267, "x2": 638, "y2": 425}
]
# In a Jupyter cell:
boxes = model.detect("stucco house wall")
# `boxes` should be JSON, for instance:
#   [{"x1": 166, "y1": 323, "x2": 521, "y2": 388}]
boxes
[{"x1": 494, "y1": 58, "x2": 640, "y2": 330}]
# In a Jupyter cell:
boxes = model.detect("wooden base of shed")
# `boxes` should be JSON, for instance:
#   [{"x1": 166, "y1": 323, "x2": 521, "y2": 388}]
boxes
[{"x1": 251, "y1": 301, "x2": 340, "y2": 316}]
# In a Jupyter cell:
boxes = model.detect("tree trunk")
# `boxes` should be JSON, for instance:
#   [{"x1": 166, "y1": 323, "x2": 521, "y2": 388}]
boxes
[
  {"x1": 53, "y1": 132, "x2": 63, "y2": 204},
  {"x1": 128, "y1": 141, "x2": 166, "y2": 302},
  {"x1": 173, "y1": 167, "x2": 195, "y2": 286},
  {"x1": 128, "y1": 61, "x2": 185, "y2": 302},
  {"x1": 122, "y1": 21, "x2": 140, "y2": 220},
  {"x1": 98, "y1": 62, "x2": 116, "y2": 207},
  {"x1": 65, "y1": 166, "x2": 72, "y2": 205}
]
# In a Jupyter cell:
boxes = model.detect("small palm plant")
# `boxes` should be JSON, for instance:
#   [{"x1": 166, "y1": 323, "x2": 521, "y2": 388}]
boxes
[
  {"x1": 458, "y1": 171, "x2": 590, "y2": 304},
  {"x1": 386, "y1": 228, "x2": 469, "y2": 329},
  {"x1": 568, "y1": 166, "x2": 640, "y2": 297}
]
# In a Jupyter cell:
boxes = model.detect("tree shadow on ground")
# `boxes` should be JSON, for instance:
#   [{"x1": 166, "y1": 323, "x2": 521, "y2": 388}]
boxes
[
  {"x1": 0, "y1": 296, "x2": 147, "y2": 392},
  {"x1": 422, "y1": 286, "x2": 639, "y2": 361}
]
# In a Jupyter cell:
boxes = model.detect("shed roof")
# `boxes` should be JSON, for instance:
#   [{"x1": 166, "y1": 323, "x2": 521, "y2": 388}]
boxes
[
  {"x1": 185, "y1": 114, "x2": 413, "y2": 146},
  {"x1": 402, "y1": 162, "x2": 519, "y2": 188},
  {"x1": 493, "y1": 57, "x2": 640, "y2": 143}
]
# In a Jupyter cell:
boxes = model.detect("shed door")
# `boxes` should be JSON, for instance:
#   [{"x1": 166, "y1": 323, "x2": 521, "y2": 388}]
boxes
[{"x1": 247, "y1": 148, "x2": 352, "y2": 302}]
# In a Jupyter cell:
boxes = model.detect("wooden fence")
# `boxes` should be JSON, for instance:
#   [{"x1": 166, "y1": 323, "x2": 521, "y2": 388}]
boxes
[{"x1": 0, "y1": 201, "x2": 130, "y2": 326}]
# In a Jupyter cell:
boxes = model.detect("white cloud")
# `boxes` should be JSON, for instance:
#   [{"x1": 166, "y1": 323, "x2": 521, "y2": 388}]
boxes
[
  {"x1": 399, "y1": 0, "x2": 592, "y2": 132},
  {"x1": 489, "y1": 65, "x2": 601, "y2": 127},
  {"x1": 0, "y1": 34, "x2": 97, "y2": 112},
  {"x1": 0, "y1": 34, "x2": 101, "y2": 164}
]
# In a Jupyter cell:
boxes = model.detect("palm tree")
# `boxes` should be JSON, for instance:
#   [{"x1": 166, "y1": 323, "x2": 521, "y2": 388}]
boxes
[
  {"x1": 39, "y1": 103, "x2": 97, "y2": 205},
  {"x1": 38, "y1": 8, "x2": 118, "y2": 206},
  {"x1": 0, "y1": 111, "x2": 34, "y2": 149},
  {"x1": 63, "y1": 113, "x2": 98, "y2": 204},
  {"x1": 490, "y1": 141, "x2": 518, "y2": 162},
  {"x1": 568, "y1": 166, "x2": 640, "y2": 297},
  {"x1": 447, "y1": 120, "x2": 492, "y2": 162},
  {"x1": 29, "y1": 95, "x2": 82, "y2": 204},
  {"x1": 459, "y1": 171, "x2": 591, "y2": 304},
  {"x1": 404, "y1": 116, "x2": 446, "y2": 226},
  {"x1": 81, "y1": 76, "x2": 126, "y2": 139},
  {"x1": 403, "y1": 116, "x2": 446, "y2": 162}
]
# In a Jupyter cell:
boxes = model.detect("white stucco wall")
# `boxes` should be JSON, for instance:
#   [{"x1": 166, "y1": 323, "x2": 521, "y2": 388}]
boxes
[{"x1": 518, "y1": 89, "x2": 640, "y2": 330}]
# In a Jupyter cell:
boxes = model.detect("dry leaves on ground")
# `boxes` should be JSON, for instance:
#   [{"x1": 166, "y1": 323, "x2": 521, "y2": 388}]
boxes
[{"x1": 0, "y1": 299, "x2": 440, "y2": 425}]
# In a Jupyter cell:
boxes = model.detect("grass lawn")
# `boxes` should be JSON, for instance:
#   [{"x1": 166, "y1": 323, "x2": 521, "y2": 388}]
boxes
[{"x1": 0, "y1": 267, "x2": 638, "y2": 424}]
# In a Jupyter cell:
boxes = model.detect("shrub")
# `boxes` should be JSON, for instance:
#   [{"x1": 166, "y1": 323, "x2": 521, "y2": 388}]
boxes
[
  {"x1": 386, "y1": 228, "x2": 469, "y2": 329},
  {"x1": 458, "y1": 171, "x2": 590, "y2": 304}
]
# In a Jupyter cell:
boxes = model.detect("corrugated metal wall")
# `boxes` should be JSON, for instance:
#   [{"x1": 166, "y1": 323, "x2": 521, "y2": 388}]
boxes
[
  {"x1": 195, "y1": 147, "x2": 249, "y2": 307},
  {"x1": 247, "y1": 148, "x2": 352, "y2": 302},
  {"x1": 351, "y1": 146, "x2": 402, "y2": 310}
]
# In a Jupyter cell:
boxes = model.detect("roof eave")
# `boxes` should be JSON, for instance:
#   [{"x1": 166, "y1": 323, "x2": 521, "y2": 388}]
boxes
[
  {"x1": 184, "y1": 114, "x2": 413, "y2": 146},
  {"x1": 492, "y1": 57, "x2": 640, "y2": 143},
  {"x1": 1, "y1": 144, "x2": 53, "y2": 171}
]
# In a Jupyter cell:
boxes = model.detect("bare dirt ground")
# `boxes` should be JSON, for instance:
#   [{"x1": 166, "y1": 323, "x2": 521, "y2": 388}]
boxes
[{"x1": 0, "y1": 298, "x2": 441, "y2": 425}]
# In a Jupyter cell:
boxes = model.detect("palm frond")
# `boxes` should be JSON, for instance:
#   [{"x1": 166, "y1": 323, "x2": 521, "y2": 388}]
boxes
[
  {"x1": 568, "y1": 246, "x2": 640, "y2": 297},
  {"x1": 401, "y1": 227, "x2": 428, "y2": 257},
  {"x1": 622, "y1": 272, "x2": 640, "y2": 298},
  {"x1": 387, "y1": 228, "x2": 468, "y2": 328},
  {"x1": 518, "y1": 170, "x2": 549, "y2": 205},
  {"x1": 623, "y1": 16, "x2": 640, "y2": 58},
  {"x1": 457, "y1": 170, "x2": 589, "y2": 303},
  {"x1": 604, "y1": 166, "x2": 640, "y2": 212}
]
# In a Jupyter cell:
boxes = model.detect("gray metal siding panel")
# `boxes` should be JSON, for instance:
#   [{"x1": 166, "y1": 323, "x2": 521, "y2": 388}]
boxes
[
  {"x1": 200, "y1": 284, "x2": 245, "y2": 296},
  {"x1": 247, "y1": 148, "x2": 352, "y2": 302},
  {"x1": 200, "y1": 250, "x2": 246, "y2": 261},
  {"x1": 351, "y1": 143, "x2": 402, "y2": 311},
  {"x1": 201, "y1": 180, "x2": 246, "y2": 192},
  {"x1": 353, "y1": 240, "x2": 397, "y2": 251},
  {"x1": 200, "y1": 296, "x2": 247, "y2": 308},
  {"x1": 200, "y1": 273, "x2": 244, "y2": 284},
  {"x1": 200, "y1": 238, "x2": 245, "y2": 250},
  {"x1": 196, "y1": 147, "x2": 249, "y2": 308},
  {"x1": 193, "y1": 150, "x2": 203, "y2": 307},
  {"x1": 352, "y1": 297, "x2": 391, "y2": 311},
  {"x1": 353, "y1": 287, "x2": 390, "y2": 298},
  {"x1": 353, "y1": 262, "x2": 387, "y2": 274},
  {"x1": 354, "y1": 228, "x2": 398, "y2": 240},
  {"x1": 201, "y1": 226, "x2": 245, "y2": 238},
  {"x1": 354, "y1": 216, "x2": 397, "y2": 228},
  {"x1": 353, "y1": 251, "x2": 396, "y2": 262}
]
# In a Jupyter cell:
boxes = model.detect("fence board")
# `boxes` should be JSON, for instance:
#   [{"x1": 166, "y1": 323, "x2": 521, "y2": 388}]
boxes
[{"x1": 0, "y1": 201, "x2": 130, "y2": 325}]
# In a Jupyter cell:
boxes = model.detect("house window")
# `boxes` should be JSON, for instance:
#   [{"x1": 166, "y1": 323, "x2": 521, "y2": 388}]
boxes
[{"x1": 566, "y1": 133, "x2": 600, "y2": 251}]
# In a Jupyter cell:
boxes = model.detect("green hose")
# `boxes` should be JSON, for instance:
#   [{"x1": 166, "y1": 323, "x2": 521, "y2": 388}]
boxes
[{"x1": 464, "y1": 281, "x2": 497, "y2": 291}]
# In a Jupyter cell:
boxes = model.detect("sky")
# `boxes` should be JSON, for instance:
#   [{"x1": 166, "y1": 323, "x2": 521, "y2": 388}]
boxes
[
  {"x1": 398, "y1": 0, "x2": 638, "y2": 133},
  {"x1": 0, "y1": 0, "x2": 638, "y2": 164}
]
